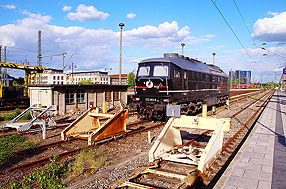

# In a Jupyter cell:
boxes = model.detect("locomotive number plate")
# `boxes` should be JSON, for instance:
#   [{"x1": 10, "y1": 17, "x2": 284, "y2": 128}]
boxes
[{"x1": 145, "y1": 98, "x2": 156, "y2": 102}]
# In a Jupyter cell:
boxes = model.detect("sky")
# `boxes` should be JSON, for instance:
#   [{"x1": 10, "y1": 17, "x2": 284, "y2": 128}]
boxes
[{"x1": 1, "y1": 0, "x2": 286, "y2": 83}]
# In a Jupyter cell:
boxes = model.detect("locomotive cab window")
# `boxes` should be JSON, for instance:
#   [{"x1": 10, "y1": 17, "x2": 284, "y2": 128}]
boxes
[
  {"x1": 153, "y1": 65, "x2": 168, "y2": 77},
  {"x1": 138, "y1": 66, "x2": 150, "y2": 77},
  {"x1": 183, "y1": 71, "x2": 187, "y2": 79},
  {"x1": 174, "y1": 69, "x2": 181, "y2": 78}
]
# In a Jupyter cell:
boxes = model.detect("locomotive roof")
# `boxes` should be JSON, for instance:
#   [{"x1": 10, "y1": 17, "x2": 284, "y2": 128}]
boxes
[{"x1": 139, "y1": 53, "x2": 227, "y2": 77}]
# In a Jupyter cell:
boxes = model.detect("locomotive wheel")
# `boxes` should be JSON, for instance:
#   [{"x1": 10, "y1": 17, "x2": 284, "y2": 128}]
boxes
[{"x1": 154, "y1": 111, "x2": 164, "y2": 121}]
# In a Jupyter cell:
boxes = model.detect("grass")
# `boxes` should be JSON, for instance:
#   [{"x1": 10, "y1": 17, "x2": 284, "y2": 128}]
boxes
[
  {"x1": 0, "y1": 108, "x2": 32, "y2": 121},
  {"x1": 7, "y1": 150, "x2": 109, "y2": 188},
  {"x1": 0, "y1": 134, "x2": 40, "y2": 164},
  {"x1": 73, "y1": 148, "x2": 109, "y2": 176},
  {"x1": 11, "y1": 156, "x2": 69, "y2": 189}
]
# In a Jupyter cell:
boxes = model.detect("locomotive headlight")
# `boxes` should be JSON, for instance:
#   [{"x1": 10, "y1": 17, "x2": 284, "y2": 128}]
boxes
[
  {"x1": 133, "y1": 97, "x2": 140, "y2": 101},
  {"x1": 163, "y1": 98, "x2": 171, "y2": 102}
]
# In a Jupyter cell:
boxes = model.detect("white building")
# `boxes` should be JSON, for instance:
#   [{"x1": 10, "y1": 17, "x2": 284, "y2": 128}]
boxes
[
  {"x1": 67, "y1": 71, "x2": 110, "y2": 85},
  {"x1": 31, "y1": 69, "x2": 67, "y2": 85}
]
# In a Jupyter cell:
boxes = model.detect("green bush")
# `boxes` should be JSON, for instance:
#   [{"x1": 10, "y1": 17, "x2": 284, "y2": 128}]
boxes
[
  {"x1": 0, "y1": 108, "x2": 32, "y2": 121},
  {"x1": 11, "y1": 157, "x2": 68, "y2": 189},
  {"x1": 0, "y1": 134, "x2": 25, "y2": 164}
]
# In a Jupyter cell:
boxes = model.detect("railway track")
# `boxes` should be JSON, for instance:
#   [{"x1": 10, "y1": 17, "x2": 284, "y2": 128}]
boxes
[
  {"x1": 0, "y1": 120, "x2": 162, "y2": 174},
  {"x1": 109, "y1": 90, "x2": 274, "y2": 188},
  {"x1": 0, "y1": 89, "x2": 268, "y2": 187},
  {"x1": 0, "y1": 89, "x2": 259, "y2": 138}
]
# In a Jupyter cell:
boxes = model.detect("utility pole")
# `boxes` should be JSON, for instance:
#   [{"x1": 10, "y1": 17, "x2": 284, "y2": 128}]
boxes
[
  {"x1": 230, "y1": 69, "x2": 233, "y2": 89},
  {"x1": 37, "y1": 30, "x2": 42, "y2": 84},
  {"x1": 119, "y1": 23, "x2": 124, "y2": 85},
  {"x1": 261, "y1": 74, "x2": 262, "y2": 89},
  {"x1": 3, "y1": 46, "x2": 6, "y2": 62},
  {"x1": 38, "y1": 31, "x2": 42, "y2": 66},
  {"x1": 71, "y1": 63, "x2": 74, "y2": 84},
  {"x1": 3, "y1": 46, "x2": 7, "y2": 87},
  {"x1": 0, "y1": 45, "x2": 2, "y2": 62}
]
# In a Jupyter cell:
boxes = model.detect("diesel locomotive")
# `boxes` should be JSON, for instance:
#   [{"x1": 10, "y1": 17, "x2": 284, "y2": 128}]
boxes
[{"x1": 131, "y1": 53, "x2": 229, "y2": 121}]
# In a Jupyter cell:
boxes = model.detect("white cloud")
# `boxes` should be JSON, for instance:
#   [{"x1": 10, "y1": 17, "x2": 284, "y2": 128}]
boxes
[
  {"x1": 206, "y1": 45, "x2": 224, "y2": 50},
  {"x1": 66, "y1": 4, "x2": 109, "y2": 22},
  {"x1": 201, "y1": 34, "x2": 216, "y2": 38},
  {"x1": 1, "y1": 4, "x2": 16, "y2": 9},
  {"x1": 267, "y1": 11, "x2": 279, "y2": 16},
  {"x1": 62, "y1": 6, "x2": 72, "y2": 12},
  {"x1": 126, "y1": 21, "x2": 189, "y2": 41},
  {"x1": 127, "y1": 13, "x2": 136, "y2": 19},
  {"x1": 0, "y1": 13, "x2": 215, "y2": 76},
  {"x1": 252, "y1": 12, "x2": 286, "y2": 42}
]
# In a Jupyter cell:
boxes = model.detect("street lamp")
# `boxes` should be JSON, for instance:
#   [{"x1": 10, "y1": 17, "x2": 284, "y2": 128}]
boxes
[
  {"x1": 181, "y1": 43, "x2": 185, "y2": 56},
  {"x1": 212, "y1": 53, "x2": 216, "y2": 65},
  {"x1": 119, "y1": 23, "x2": 125, "y2": 85}
]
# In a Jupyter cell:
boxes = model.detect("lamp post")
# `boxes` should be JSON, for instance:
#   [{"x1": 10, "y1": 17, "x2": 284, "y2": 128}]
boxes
[
  {"x1": 181, "y1": 43, "x2": 185, "y2": 56},
  {"x1": 212, "y1": 52, "x2": 216, "y2": 65},
  {"x1": 119, "y1": 23, "x2": 125, "y2": 85}
]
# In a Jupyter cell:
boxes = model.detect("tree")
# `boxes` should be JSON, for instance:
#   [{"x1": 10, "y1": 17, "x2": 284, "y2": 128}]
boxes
[
  {"x1": 127, "y1": 72, "x2": 135, "y2": 89},
  {"x1": 12, "y1": 77, "x2": 25, "y2": 87},
  {"x1": 78, "y1": 79, "x2": 93, "y2": 85}
]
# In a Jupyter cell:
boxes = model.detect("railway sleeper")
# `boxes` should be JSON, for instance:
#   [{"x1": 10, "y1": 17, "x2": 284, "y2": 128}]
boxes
[{"x1": 114, "y1": 115, "x2": 231, "y2": 188}]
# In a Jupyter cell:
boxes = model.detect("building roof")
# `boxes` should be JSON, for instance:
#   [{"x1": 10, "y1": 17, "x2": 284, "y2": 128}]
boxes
[
  {"x1": 28, "y1": 84, "x2": 129, "y2": 89},
  {"x1": 68, "y1": 71, "x2": 108, "y2": 75},
  {"x1": 109, "y1": 74, "x2": 128, "y2": 78}
]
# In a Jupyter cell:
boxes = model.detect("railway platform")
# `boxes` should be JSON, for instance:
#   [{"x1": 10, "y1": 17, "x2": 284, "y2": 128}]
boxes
[{"x1": 215, "y1": 91, "x2": 286, "y2": 189}]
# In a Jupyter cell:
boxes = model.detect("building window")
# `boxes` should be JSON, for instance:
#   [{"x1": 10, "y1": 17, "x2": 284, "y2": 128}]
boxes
[
  {"x1": 113, "y1": 92, "x2": 119, "y2": 101},
  {"x1": 77, "y1": 89, "x2": 85, "y2": 103},
  {"x1": 53, "y1": 76, "x2": 56, "y2": 80},
  {"x1": 65, "y1": 90, "x2": 74, "y2": 104},
  {"x1": 105, "y1": 92, "x2": 111, "y2": 102},
  {"x1": 57, "y1": 76, "x2": 60, "y2": 80},
  {"x1": 61, "y1": 76, "x2": 63, "y2": 80}
]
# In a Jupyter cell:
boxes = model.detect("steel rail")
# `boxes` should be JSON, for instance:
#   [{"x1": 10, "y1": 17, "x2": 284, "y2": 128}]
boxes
[
  {"x1": 0, "y1": 121, "x2": 161, "y2": 174},
  {"x1": 111, "y1": 90, "x2": 273, "y2": 188},
  {"x1": 200, "y1": 90, "x2": 274, "y2": 184}
]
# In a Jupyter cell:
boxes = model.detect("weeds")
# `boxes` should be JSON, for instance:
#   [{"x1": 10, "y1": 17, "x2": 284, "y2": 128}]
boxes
[
  {"x1": 0, "y1": 134, "x2": 40, "y2": 164},
  {"x1": 0, "y1": 108, "x2": 32, "y2": 121},
  {"x1": 11, "y1": 156, "x2": 69, "y2": 189},
  {"x1": 73, "y1": 148, "x2": 109, "y2": 175}
]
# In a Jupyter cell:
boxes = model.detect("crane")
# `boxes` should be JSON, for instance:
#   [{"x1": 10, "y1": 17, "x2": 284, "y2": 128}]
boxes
[{"x1": 0, "y1": 62, "x2": 45, "y2": 98}]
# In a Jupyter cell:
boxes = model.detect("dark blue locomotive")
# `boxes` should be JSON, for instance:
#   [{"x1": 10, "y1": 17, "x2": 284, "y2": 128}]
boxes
[{"x1": 131, "y1": 53, "x2": 229, "y2": 121}]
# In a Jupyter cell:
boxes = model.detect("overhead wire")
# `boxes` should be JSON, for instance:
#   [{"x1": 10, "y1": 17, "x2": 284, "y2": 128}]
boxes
[
  {"x1": 232, "y1": 0, "x2": 282, "y2": 81},
  {"x1": 232, "y1": 0, "x2": 254, "y2": 42},
  {"x1": 210, "y1": 0, "x2": 275, "y2": 78}
]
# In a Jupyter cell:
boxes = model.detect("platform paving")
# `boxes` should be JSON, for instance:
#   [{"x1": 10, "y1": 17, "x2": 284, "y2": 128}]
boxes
[{"x1": 215, "y1": 91, "x2": 286, "y2": 189}]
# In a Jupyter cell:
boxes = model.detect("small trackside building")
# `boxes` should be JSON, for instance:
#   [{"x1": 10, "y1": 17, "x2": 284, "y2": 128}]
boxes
[{"x1": 28, "y1": 84, "x2": 128, "y2": 115}]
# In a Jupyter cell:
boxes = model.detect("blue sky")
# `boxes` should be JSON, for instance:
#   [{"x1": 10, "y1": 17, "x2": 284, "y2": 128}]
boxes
[{"x1": 1, "y1": 0, "x2": 286, "y2": 83}]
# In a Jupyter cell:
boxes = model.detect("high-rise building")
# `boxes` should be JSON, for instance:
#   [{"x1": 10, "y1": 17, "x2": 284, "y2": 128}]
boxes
[{"x1": 229, "y1": 70, "x2": 251, "y2": 84}]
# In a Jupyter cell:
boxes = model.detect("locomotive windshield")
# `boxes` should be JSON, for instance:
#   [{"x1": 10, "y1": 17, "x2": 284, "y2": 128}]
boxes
[
  {"x1": 138, "y1": 66, "x2": 150, "y2": 76},
  {"x1": 137, "y1": 63, "x2": 169, "y2": 77},
  {"x1": 153, "y1": 65, "x2": 168, "y2": 77}
]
